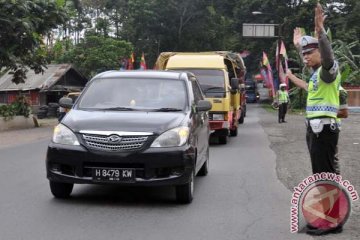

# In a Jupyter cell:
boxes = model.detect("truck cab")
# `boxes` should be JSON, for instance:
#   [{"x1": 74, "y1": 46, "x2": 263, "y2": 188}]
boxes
[{"x1": 155, "y1": 52, "x2": 246, "y2": 144}]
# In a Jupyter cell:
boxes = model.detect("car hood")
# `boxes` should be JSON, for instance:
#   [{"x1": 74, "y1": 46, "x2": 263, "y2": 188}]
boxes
[{"x1": 62, "y1": 109, "x2": 187, "y2": 134}]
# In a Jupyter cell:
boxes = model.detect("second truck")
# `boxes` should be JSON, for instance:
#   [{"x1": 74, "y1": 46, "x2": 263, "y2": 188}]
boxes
[{"x1": 155, "y1": 51, "x2": 246, "y2": 144}]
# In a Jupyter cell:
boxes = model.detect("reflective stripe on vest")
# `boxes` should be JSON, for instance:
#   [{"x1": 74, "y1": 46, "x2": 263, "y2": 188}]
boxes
[
  {"x1": 306, "y1": 67, "x2": 340, "y2": 119},
  {"x1": 278, "y1": 90, "x2": 288, "y2": 103}
]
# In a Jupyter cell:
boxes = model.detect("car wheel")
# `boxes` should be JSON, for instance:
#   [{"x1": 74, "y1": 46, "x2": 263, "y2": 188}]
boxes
[
  {"x1": 219, "y1": 136, "x2": 227, "y2": 144},
  {"x1": 176, "y1": 170, "x2": 194, "y2": 204},
  {"x1": 230, "y1": 127, "x2": 238, "y2": 136},
  {"x1": 238, "y1": 112, "x2": 244, "y2": 124},
  {"x1": 49, "y1": 181, "x2": 73, "y2": 198},
  {"x1": 197, "y1": 148, "x2": 209, "y2": 176}
]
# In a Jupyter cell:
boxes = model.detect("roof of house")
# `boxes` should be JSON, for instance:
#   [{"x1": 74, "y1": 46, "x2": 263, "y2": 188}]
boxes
[{"x1": 0, "y1": 64, "x2": 86, "y2": 92}]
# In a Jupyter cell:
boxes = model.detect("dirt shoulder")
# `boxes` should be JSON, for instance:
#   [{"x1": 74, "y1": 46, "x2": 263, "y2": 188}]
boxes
[
  {"x1": 259, "y1": 106, "x2": 360, "y2": 239},
  {"x1": 0, "y1": 118, "x2": 57, "y2": 149}
]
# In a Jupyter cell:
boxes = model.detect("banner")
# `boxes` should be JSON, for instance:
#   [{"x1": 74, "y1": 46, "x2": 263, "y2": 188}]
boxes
[
  {"x1": 262, "y1": 51, "x2": 275, "y2": 97},
  {"x1": 127, "y1": 53, "x2": 135, "y2": 70},
  {"x1": 140, "y1": 52, "x2": 147, "y2": 70}
]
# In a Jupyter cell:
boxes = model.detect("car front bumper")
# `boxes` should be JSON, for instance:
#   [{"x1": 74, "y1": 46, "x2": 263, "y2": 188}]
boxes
[{"x1": 46, "y1": 142, "x2": 196, "y2": 186}]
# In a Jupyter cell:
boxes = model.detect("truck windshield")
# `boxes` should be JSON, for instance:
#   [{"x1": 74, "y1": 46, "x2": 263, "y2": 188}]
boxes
[
  {"x1": 175, "y1": 69, "x2": 225, "y2": 98},
  {"x1": 78, "y1": 78, "x2": 188, "y2": 111}
]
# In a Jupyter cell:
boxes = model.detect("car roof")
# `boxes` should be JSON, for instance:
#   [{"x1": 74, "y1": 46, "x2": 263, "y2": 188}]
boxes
[{"x1": 92, "y1": 70, "x2": 192, "y2": 81}]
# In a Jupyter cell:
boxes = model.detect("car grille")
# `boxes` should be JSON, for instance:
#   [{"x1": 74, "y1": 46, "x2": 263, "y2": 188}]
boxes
[{"x1": 82, "y1": 134, "x2": 148, "y2": 151}]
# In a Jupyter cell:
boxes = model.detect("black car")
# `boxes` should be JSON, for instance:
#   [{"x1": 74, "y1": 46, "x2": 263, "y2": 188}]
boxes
[
  {"x1": 46, "y1": 71, "x2": 212, "y2": 203},
  {"x1": 245, "y1": 80, "x2": 260, "y2": 103}
]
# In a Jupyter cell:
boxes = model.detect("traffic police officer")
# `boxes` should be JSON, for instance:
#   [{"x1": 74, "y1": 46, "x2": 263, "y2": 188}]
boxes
[
  {"x1": 277, "y1": 83, "x2": 289, "y2": 123},
  {"x1": 287, "y1": 3, "x2": 343, "y2": 235}
]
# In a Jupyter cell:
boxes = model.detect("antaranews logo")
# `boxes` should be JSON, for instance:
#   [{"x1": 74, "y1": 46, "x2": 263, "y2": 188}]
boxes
[{"x1": 290, "y1": 173, "x2": 358, "y2": 233}]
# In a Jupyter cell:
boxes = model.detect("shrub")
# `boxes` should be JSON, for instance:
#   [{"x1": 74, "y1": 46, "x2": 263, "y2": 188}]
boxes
[{"x1": 0, "y1": 95, "x2": 32, "y2": 120}]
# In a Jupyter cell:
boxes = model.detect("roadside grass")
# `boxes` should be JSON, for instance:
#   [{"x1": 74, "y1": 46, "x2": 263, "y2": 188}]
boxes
[
  {"x1": 261, "y1": 102, "x2": 305, "y2": 116},
  {"x1": 261, "y1": 103, "x2": 277, "y2": 113}
]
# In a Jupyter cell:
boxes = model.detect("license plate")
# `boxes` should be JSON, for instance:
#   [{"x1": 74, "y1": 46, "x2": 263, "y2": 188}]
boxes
[{"x1": 92, "y1": 168, "x2": 135, "y2": 182}]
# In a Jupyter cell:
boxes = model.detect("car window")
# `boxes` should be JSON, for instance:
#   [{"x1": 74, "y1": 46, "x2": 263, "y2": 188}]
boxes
[
  {"x1": 191, "y1": 79, "x2": 204, "y2": 103},
  {"x1": 78, "y1": 78, "x2": 188, "y2": 111}
]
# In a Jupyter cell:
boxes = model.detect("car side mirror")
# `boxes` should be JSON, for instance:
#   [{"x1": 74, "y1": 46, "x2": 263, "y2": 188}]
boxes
[
  {"x1": 196, "y1": 100, "x2": 212, "y2": 112},
  {"x1": 59, "y1": 97, "x2": 74, "y2": 109},
  {"x1": 230, "y1": 78, "x2": 239, "y2": 94}
]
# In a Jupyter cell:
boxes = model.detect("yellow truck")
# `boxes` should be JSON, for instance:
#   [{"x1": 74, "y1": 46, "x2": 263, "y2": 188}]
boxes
[{"x1": 155, "y1": 51, "x2": 246, "y2": 144}]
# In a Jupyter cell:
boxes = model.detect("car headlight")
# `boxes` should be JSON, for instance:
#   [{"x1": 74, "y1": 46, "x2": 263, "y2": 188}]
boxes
[
  {"x1": 151, "y1": 127, "x2": 189, "y2": 147},
  {"x1": 212, "y1": 114, "x2": 224, "y2": 121},
  {"x1": 52, "y1": 124, "x2": 80, "y2": 145}
]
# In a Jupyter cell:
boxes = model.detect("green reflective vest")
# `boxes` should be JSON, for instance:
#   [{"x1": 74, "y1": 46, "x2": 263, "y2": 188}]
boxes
[
  {"x1": 278, "y1": 90, "x2": 289, "y2": 103},
  {"x1": 306, "y1": 67, "x2": 341, "y2": 119}
]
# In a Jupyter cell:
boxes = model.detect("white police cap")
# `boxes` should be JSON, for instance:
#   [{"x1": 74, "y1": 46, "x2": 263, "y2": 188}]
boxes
[
  {"x1": 279, "y1": 83, "x2": 286, "y2": 87},
  {"x1": 300, "y1": 36, "x2": 319, "y2": 54}
]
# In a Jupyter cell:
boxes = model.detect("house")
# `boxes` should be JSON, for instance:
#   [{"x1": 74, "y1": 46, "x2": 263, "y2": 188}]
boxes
[{"x1": 0, "y1": 64, "x2": 87, "y2": 112}]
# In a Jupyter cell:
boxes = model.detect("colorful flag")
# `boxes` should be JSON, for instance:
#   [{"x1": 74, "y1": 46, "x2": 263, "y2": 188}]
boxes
[
  {"x1": 279, "y1": 41, "x2": 289, "y2": 89},
  {"x1": 127, "y1": 52, "x2": 135, "y2": 70},
  {"x1": 262, "y1": 51, "x2": 275, "y2": 97},
  {"x1": 279, "y1": 41, "x2": 289, "y2": 90},
  {"x1": 140, "y1": 52, "x2": 147, "y2": 70},
  {"x1": 280, "y1": 41, "x2": 288, "y2": 60}
]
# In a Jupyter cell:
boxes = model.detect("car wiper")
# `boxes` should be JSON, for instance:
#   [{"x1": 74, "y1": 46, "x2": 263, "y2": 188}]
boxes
[
  {"x1": 204, "y1": 87, "x2": 225, "y2": 93},
  {"x1": 102, "y1": 107, "x2": 136, "y2": 111},
  {"x1": 153, "y1": 108, "x2": 183, "y2": 112}
]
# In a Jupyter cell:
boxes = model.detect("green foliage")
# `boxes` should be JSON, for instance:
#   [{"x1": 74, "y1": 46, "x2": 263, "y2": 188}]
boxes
[
  {"x1": 55, "y1": 34, "x2": 133, "y2": 78},
  {"x1": 0, "y1": 0, "x2": 67, "y2": 84},
  {"x1": 0, "y1": 95, "x2": 32, "y2": 120},
  {"x1": 289, "y1": 87, "x2": 307, "y2": 110},
  {"x1": 2, "y1": 0, "x2": 359, "y2": 79},
  {"x1": 332, "y1": 40, "x2": 360, "y2": 86}
]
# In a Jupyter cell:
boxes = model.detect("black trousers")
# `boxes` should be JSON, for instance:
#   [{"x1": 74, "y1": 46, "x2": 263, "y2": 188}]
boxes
[
  {"x1": 306, "y1": 124, "x2": 340, "y2": 174},
  {"x1": 278, "y1": 102, "x2": 288, "y2": 122}
]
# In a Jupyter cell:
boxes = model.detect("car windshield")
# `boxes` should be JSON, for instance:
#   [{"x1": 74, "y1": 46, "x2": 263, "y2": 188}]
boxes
[
  {"x1": 78, "y1": 78, "x2": 188, "y2": 111},
  {"x1": 174, "y1": 69, "x2": 225, "y2": 98}
]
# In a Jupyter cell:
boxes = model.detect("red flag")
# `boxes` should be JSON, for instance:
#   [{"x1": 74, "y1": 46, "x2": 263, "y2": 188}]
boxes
[
  {"x1": 127, "y1": 53, "x2": 135, "y2": 70},
  {"x1": 140, "y1": 52, "x2": 147, "y2": 70}
]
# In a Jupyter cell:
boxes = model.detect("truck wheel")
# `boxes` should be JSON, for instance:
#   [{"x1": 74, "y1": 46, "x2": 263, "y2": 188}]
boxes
[
  {"x1": 219, "y1": 136, "x2": 227, "y2": 144},
  {"x1": 176, "y1": 170, "x2": 194, "y2": 204},
  {"x1": 238, "y1": 112, "x2": 244, "y2": 124},
  {"x1": 230, "y1": 127, "x2": 238, "y2": 136},
  {"x1": 50, "y1": 181, "x2": 73, "y2": 198},
  {"x1": 197, "y1": 148, "x2": 209, "y2": 176}
]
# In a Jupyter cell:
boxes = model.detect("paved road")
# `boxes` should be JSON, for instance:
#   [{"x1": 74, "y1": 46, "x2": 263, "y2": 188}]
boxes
[{"x1": 0, "y1": 106, "x2": 314, "y2": 240}]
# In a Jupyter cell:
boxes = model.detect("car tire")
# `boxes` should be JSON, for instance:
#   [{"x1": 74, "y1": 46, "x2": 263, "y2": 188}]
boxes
[
  {"x1": 230, "y1": 127, "x2": 238, "y2": 136},
  {"x1": 238, "y1": 112, "x2": 244, "y2": 124},
  {"x1": 219, "y1": 136, "x2": 227, "y2": 144},
  {"x1": 49, "y1": 181, "x2": 73, "y2": 198},
  {"x1": 176, "y1": 170, "x2": 194, "y2": 204},
  {"x1": 197, "y1": 148, "x2": 209, "y2": 176}
]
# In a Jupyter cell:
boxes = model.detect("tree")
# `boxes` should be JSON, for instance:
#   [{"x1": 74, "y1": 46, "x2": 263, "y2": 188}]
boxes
[
  {"x1": 0, "y1": 0, "x2": 67, "y2": 84},
  {"x1": 55, "y1": 34, "x2": 133, "y2": 78}
]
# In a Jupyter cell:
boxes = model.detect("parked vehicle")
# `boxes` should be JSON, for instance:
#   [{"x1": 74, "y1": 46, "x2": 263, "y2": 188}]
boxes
[
  {"x1": 46, "y1": 71, "x2": 212, "y2": 203},
  {"x1": 245, "y1": 80, "x2": 260, "y2": 103},
  {"x1": 155, "y1": 51, "x2": 246, "y2": 144},
  {"x1": 58, "y1": 92, "x2": 81, "y2": 122}
]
